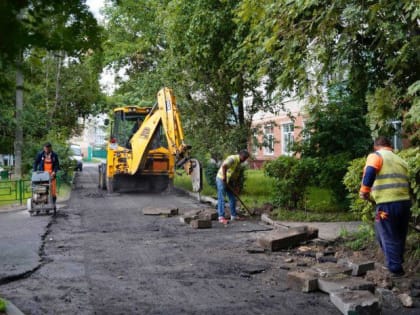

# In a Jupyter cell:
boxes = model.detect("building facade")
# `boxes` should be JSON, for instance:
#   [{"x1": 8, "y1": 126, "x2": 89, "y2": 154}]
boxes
[{"x1": 248, "y1": 98, "x2": 306, "y2": 169}]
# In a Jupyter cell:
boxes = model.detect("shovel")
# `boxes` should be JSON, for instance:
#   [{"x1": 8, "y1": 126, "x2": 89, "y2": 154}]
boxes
[{"x1": 225, "y1": 183, "x2": 254, "y2": 216}]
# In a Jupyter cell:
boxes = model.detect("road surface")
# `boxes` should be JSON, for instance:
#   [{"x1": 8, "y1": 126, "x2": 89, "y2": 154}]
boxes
[{"x1": 0, "y1": 165, "x2": 351, "y2": 314}]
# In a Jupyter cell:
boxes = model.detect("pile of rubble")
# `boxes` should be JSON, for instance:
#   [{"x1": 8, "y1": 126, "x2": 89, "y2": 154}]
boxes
[
  {"x1": 255, "y1": 215, "x2": 418, "y2": 315},
  {"x1": 143, "y1": 206, "x2": 418, "y2": 314},
  {"x1": 143, "y1": 206, "x2": 217, "y2": 229}
]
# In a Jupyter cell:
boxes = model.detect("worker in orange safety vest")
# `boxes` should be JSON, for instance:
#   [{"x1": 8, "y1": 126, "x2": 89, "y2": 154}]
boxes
[
  {"x1": 33, "y1": 142, "x2": 60, "y2": 210},
  {"x1": 359, "y1": 136, "x2": 411, "y2": 278}
]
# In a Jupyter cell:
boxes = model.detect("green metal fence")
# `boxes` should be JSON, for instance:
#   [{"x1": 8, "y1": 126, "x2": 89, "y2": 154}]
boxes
[{"x1": 0, "y1": 175, "x2": 62, "y2": 205}]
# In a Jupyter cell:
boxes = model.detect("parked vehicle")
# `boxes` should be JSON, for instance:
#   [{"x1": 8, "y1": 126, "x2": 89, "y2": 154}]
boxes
[{"x1": 70, "y1": 144, "x2": 83, "y2": 171}]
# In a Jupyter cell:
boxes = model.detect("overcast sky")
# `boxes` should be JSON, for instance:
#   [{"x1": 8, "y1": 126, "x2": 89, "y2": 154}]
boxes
[
  {"x1": 86, "y1": 0, "x2": 119, "y2": 95},
  {"x1": 86, "y1": 0, "x2": 104, "y2": 21}
]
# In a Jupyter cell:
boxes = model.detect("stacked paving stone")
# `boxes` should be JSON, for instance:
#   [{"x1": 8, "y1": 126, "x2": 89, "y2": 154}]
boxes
[
  {"x1": 142, "y1": 207, "x2": 179, "y2": 216},
  {"x1": 179, "y1": 208, "x2": 217, "y2": 229},
  {"x1": 286, "y1": 259, "x2": 379, "y2": 314},
  {"x1": 256, "y1": 226, "x2": 319, "y2": 251}
]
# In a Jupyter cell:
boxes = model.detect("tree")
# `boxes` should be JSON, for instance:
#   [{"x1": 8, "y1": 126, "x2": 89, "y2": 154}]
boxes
[
  {"x1": 236, "y1": 0, "x2": 419, "y2": 144},
  {"x1": 103, "y1": 0, "x2": 273, "y2": 161},
  {"x1": 0, "y1": 0, "x2": 103, "y2": 177}
]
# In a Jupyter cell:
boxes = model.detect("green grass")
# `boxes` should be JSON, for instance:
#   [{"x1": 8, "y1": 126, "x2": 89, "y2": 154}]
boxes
[
  {"x1": 272, "y1": 208, "x2": 358, "y2": 222},
  {"x1": 83, "y1": 157, "x2": 103, "y2": 163},
  {"x1": 175, "y1": 168, "x2": 356, "y2": 222},
  {"x1": 0, "y1": 297, "x2": 6, "y2": 312},
  {"x1": 0, "y1": 180, "x2": 71, "y2": 207}
]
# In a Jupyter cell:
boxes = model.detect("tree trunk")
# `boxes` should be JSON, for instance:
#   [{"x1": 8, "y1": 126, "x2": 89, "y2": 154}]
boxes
[
  {"x1": 54, "y1": 51, "x2": 62, "y2": 119},
  {"x1": 14, "y1": 54, "x2": 24, "y2": 179}
]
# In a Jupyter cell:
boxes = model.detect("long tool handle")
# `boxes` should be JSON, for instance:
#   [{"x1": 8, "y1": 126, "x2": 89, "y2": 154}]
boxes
[{"x1": 226, "y1": 183, "x2": 253, "y2": 216}]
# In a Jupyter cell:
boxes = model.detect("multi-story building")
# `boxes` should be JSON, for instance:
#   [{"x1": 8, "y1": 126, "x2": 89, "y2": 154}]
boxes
[{"x1": 247, "y1": 97, "x2": 307, "y2": 169}]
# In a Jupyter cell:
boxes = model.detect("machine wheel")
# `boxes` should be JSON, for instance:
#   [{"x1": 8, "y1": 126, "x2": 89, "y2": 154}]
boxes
[
  {"x1": 46, "y1": 210, "x2": 50, "y2": 215},
  {"x1": 98, "y1": 164, "x2": 107, "y2": 190},
  {"x1": 106, "y1": 177, "x2": 114, "y2": 194}
]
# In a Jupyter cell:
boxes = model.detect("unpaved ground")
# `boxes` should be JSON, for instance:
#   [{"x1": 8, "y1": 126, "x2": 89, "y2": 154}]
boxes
[{"x1": 0, "y1": 166, "x2": 417, "y2": 314}]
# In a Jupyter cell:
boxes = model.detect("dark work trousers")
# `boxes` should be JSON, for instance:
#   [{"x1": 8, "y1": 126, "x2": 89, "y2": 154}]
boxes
[{"x1": 375, "y1": 200, "x2": 411, "y2": 273}]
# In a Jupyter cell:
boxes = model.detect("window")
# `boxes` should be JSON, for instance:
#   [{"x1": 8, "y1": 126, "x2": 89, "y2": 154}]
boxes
[
  {"x1": 251, "y1": 131, "x2": 259, "y2": 155},
  {"x1": 263, "y1": 125, "x2": 274, "y2": 155},
  {"x1": 282, "y1": 123, "x2": 294, "y2": 155}
]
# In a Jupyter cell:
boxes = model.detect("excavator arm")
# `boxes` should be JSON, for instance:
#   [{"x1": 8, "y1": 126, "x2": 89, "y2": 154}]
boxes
[
  {"x1": 128, "y1": 87, "x2": 191, "y2": 174},
  {"x1": 125, "y1": 87, "x2": 202, "y2": 192}
]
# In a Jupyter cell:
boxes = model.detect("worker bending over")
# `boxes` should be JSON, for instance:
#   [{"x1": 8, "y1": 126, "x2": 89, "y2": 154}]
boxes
[{"x1": 216, "y1": 149, "x2": 249, "y2": 224}]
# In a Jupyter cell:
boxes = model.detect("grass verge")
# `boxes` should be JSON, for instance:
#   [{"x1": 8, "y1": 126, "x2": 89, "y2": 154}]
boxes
[
  {"x1": 175, "y1": 168, "x2": 356, "y2": 221},
  {"x1": 0, "y1": 297, "x2": 6, "y2": 312}
]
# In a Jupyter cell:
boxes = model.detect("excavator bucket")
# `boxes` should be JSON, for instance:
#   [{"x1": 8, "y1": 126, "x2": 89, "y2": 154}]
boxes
[{"x1": 184, "y1": 159, "x2": 202, "y2": 193}]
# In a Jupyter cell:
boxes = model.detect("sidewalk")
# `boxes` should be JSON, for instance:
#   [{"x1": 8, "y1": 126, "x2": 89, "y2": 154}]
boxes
[
  {"x1": 0, "y1": 209, "x2": 50, "y2": 284},
  {"x1": 180, "y1": 189, "x2": 362, "y2": 240}
]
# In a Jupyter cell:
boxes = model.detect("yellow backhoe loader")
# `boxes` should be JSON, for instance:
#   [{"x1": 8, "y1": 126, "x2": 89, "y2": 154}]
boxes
[{"x1": 98, "y1": 87, "x2": 202, "y2": 193}]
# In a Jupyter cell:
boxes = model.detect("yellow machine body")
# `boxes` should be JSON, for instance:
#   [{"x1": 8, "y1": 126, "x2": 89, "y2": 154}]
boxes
[{"x1": 99, "y1": 88, "x2": 202, "y2": 193}]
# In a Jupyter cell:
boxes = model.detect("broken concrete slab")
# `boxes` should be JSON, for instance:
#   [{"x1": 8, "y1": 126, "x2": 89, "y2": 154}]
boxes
[
  {"x1": 246, "y1": 247, "x2": 265, "y2": 254},
  {"x1": 317, "y1": 274, "x2": 375, "y2": 294},
  {"x1": 198, "y1": 209, "x2": 218, "y2": 221},
  {"x1": 338, "y1": 258, "x2": 375, "y2": 276},
  {"x1": 317, "y1": 256, "x2": 338, "y2": 263},
  {"x1": 260, "y1": 213, "x2": 289, "y2": 229},
  {"x1": 180, "y1": 209, "x2": 217, "y2": 224},
  {"x1": 375, "y1": 288, "x2": 401, "y2": 310},
  {"x1": 330, "y1": 290, "x2": 380, "y2": 315},
  {"x1": 311, "y1": 262, "x2": 353, "y2": 278},
  {"x1": 179, "y1": 210, "x2": 200, "y2": 224},
  {"x1": 256, "y1": 226, "x2": 319, "y2": 251},
  {"x1": 287, "y1": 270, "x2": 319, "y2": 293},
  {"x1": 398, "y1": 293, "x2": 413, "y2": 308},
  {"x1": 190, "y1": 219, "x2": 212, "y2": 229},
  {"x1": 143, "y1": 207, "x2": 178, "y2": 216}
]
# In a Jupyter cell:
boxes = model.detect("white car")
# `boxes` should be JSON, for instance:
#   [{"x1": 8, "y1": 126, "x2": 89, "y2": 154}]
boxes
[{"x1": 70, "y1": 144, "x2": 83, "y2": 171}]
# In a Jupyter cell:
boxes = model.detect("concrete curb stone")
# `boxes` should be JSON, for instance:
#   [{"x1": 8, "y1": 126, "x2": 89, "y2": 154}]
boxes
[{"x1": 3, "y1": 298, "x2": 25, "y2": 315}]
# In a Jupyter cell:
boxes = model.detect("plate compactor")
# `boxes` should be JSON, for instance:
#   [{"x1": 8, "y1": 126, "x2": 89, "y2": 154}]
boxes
[{"x1": 27, "y1": 171, "x2": 56, "y2": 215}]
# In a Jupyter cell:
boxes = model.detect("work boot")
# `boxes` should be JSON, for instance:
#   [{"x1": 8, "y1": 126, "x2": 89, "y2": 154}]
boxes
[{"x1": 218, "y1": 217, "x2": 229, "y2": 225}]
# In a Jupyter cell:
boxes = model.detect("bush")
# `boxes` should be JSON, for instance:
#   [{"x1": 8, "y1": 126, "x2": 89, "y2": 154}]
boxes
[
  {"x1": 315, "y1": 153, "x2": 352, "y2": 206},
  {"x1": 0, "y1": 298, "x2": 5, "y2": 312},
  {"x1": 343, "y1": 157, "x2": 375, "y2": 223},
  {"x1": 343, "y1": 147, "x2": 420, "y2": 223},
  {"x1": 205, "y1": 159, "x2": 247, "y2": 193},
  {"x1": 264, "y1": 156, "x2": 316, "y2": 209},
  {"x1": 204, "y1": 161, "x2": 218, "y2": 189}
]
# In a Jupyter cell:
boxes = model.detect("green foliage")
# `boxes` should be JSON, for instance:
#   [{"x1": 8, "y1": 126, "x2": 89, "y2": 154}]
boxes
[
  {"x1": 344, "y1": 224, "x2": 375, "y2": 251},
  {"x1": 273, "y1": 208, "x2": 358, "y2": 223},
  {"x1": 236, "y1": 0, "x2": 419, "y2": 150},
  {"x1": 343, "y1": 148, "x2": 420, "y2": 223},
  {"x1": 264, "y1": 156, "x2": 316, "y2": 209},
  {"x1": 204, "y1": 162, "x2": 219, "y2": 189},
  {"x1": 314, "y1": 153, "x2": 353, "y2": 205},
  {"x1": 398, "y1": 148, "x2": 420, "y2": 220},
  {"x1": 0, "y1": 297, "x2": 5, "y2": 312},
  {"x1": 300, "y1": 84, "x2": 371, "y2": 159},
  {"x1": 343, "y1": 157, "x2": 374, "y2": 222},
  {"x1": 366, "y1": 85, "x2": 402, "y2": 138},
  {"x1": 406, "y1": 232, "x2": 420, "y2": 262},
  {"x1": 404, "y1": 80, "x2": 420, "y2": 146}
]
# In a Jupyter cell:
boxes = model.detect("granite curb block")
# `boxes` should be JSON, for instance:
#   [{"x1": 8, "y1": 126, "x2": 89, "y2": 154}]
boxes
[
  {"x1": 173, "y1": 187, "x2": 218, "y2": 207},
  {"x1": 4, "y1": 298, "x2": 25, "y2": 315},
  {"x1": 0, "y1": 206, "x2": 27, "y2": 214}
]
